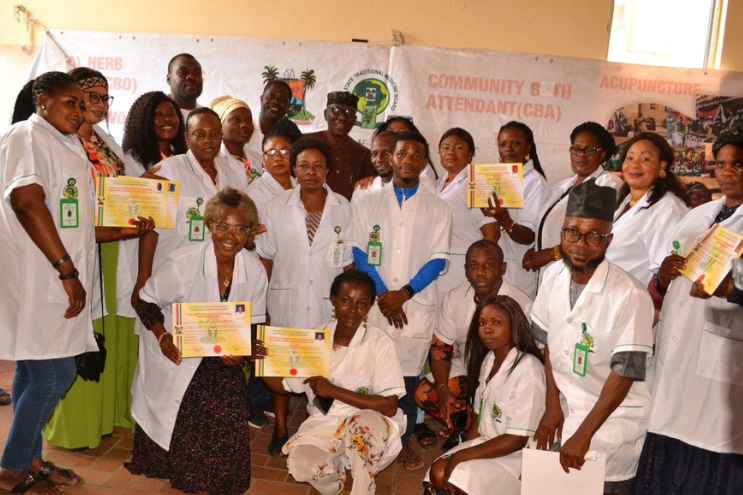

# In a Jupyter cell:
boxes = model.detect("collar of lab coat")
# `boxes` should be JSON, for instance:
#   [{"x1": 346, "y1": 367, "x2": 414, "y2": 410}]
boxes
[
  {"x1": 483, "y1": 347, "x2": 520, "y2": 386},
  {"x1": 30, "y1": 113, "x2": 87, "y2": 159},
  {"x1": 555, "y1": 259, "x2": 610, "y2": 295},
  {"x1": 287, "y1": 183, "x2": 338, "y2": 208},
  {"x1": 437, "y1": 166, "x2": 469, "y2": 193},
  {"x1": 328, "y1": 319, "x2": 369, "y2": 349},
  {"x1": 201, "y1": 240, "x2": 250, "y2": 300},
  {"x1": 261, "y1": 170, "x2": 296, "y2": 193}
]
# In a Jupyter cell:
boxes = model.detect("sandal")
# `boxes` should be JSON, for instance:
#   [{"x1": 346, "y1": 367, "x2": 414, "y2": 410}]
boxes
[
  {"x1": 399, "y1": 443, "x2": 424, "y2": 471},
  {"x1": 415, "y1": 424, "x2": 438, "y2": 449},
  {"x1": 1, "y1": 471, "x2": 60, "y2": 494},
  {"x1": 36, "y1": 461, "x2": 82, "y2": 487},
  {"x1": 0, "y1": 389, "x2": 10, "y2": 407}
]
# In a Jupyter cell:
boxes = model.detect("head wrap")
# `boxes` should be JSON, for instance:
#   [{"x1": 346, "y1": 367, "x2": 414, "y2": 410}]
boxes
[
  {"x1": 566, "y1": 179, "x2": 617, "y2": 222},
  {"x1": 77, "y1": 76, "x2": 108, "y2": 90},
  {"x1": 210, "y1": 96, "x2": 251, "y2": 123},
  {"x1": 326, "y1": 91, "x2": 358, "y2": 108}
]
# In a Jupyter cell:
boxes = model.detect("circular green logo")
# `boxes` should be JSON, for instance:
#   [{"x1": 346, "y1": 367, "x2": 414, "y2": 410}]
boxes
[{"x1": 352, "y1": 79, "x2": 391, "y2": 129}]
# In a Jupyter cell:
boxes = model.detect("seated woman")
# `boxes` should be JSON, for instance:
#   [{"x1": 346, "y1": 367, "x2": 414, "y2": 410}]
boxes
[
  {"x1": 126, "y1": 187, "x2": 267, "y2": 495},
  {"x1": 424, "y1": 295, "x2": 545, "y2": 495},
  {"x1": 264, "y1": 271, "x2": 406, "y2": 495}
]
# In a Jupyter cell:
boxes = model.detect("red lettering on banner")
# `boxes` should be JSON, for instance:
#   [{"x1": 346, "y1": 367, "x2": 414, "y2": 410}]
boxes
[
  {"x1": 87, "y1": 57, "x2": 123, "y2": 71},
  {"x1": 424, "y1": 94, "x2": 560, "y2": 121},
  {"x1": 600, "y1": 75, "x2": 702, "y2": 96},
  {"x1": 108, "y1": 77, "x2": 138, "y2": 94},
  {"x1": 427, "y1": 74, "x2": 526, "y2": 95}
]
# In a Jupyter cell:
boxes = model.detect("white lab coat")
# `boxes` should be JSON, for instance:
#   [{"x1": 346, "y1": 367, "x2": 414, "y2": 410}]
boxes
[
  {"x1": 0, "y1": 114, "x2": 98, "y2": 360},
  {"x1": 531, "y1": 260, "x2": 654, "y2": 481},
  {"x1": 536, "y1": 169, "x2": 624, "y2": 252},
  {"x1": 351, "y1": 182, "x2": 453, "y2": 375},
  {"x1": 436, "y1": 168, "x2": 497, "y2": 294},
  {"x1": 257, "y1": 185, "x2": 353, "y2": 328},
  {"x1": 606, "y1": 190, "x2": 688, "y2": 286},
  {"x1": 500, "y1": 162, "x2": 549, "y2": 298},
  {"x1": 131, "y1": 241, "x2": 267, "y2": 450},
  {"x1": 245, "y1": 172, "x2": 296, "y2": 222},
  {"x1": 219, "y1": 143, "x2": 263, "y2": 181},
  {"x1": 351, "y1": 176, "x2": 389, "y2": 204},
  {"x1": 114, "y1": 153, "x2": 147, "y2": 318},
  {"x1": 435, "y1": 281, "x2": 532, "y2": 379},
  {"x1": 425, "y1": 348, "x2": 546, "y2": 494},
  {"x1": 648, "y1": 198, "x2": 743, "y2": 454}
]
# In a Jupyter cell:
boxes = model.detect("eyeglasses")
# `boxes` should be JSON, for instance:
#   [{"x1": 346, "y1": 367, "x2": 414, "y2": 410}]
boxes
[
  {"x1": 561, "y1": 228, "x2": 611, "y2": 247},
  {"x1": 712, "y1": 160, "x2": 743, "y2": 174},
  {"x1": 569, "y1": 145, "x2": 602, "y2": 156},
  {"x1": 86, "y1": 92, "x2": 114, "y2": 106},
  {"x1": 328, "y1": 104, "x2": 357, "y2": 119},
  {"x1": 264, "y1": 148, "x2": 291, "y2": 158},
  {"x1": 212, "y1": 222, "x2": 251, "y2": 235}
]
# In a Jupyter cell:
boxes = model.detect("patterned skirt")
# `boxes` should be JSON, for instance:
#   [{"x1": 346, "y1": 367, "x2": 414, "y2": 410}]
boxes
[{"x1": 126, "y1": 357, "x2": 251, "y2": 494}]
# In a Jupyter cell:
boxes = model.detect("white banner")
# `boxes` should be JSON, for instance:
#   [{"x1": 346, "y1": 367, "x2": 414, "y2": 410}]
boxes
[{"x1": 31, "y1": 31, "x2": 743, "y2": 183}]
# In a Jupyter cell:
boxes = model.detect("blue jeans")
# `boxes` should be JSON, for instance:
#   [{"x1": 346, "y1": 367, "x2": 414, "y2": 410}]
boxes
[
  {"x1": 1, "y1": 358, "x2": 76, "y2": 471},
  {"x1": 401, "y1": 375, "x2": 421, "y2": 445}
]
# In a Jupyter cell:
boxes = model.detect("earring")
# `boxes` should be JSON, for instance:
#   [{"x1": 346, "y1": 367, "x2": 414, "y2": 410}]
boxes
[{"x1": 40, "y1": 105, "x2": 46, "y2": 111}]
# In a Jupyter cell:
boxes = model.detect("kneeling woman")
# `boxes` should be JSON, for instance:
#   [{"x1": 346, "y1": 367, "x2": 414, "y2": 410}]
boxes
[
  {"x1": 425, "y1": 295, "x2": 545, "y2": 495},
  {"x1": 126, "y1": 188, "x2": 267, "y2": 494},
  {"x1": 266, "y1": 271, "x2": 406, "y2": 495}
]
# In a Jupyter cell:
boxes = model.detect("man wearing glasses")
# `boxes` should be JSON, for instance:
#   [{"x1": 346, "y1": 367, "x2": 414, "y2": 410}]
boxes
[
  {"x1": 529, "y1": 180, "x2": 655, "y2": 495},
  {"x1": 306, "y1": 91, "x2": 375, "y2": 200}
]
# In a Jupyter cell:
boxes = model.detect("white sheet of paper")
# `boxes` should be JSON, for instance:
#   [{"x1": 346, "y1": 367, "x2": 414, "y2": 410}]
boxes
[{"x1": 521, "y1": 449, "x2": 605, "y2": 495}]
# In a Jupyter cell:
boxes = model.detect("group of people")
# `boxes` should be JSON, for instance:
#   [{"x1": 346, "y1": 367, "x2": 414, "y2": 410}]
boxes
[{"x1": 0, "y1": 51, "x2": 741, "y2": 495}]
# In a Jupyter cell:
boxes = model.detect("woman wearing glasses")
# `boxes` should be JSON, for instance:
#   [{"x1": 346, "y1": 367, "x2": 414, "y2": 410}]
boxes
[
  {"x1": 523, "y1": 122, "x2": 623, "y2": 277},
  {"x1": 245, "y1": 132, "x2": 298, "y2": 220},
  {"x1": 606, "y1": 132, "x2": 688, "y2": 286},
  {"x1": 257, "y1": 137, "x2": 353, "y2": 455}
]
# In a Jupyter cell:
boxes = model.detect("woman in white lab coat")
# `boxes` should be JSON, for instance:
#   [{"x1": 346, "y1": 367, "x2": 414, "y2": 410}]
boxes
[
  {"x1": 523, "y1": 122, "x2": 623, "y2": 275},
  {"x1": 245, "y1": 132, "x2": 297, "y2": 220},
  {"x1": 606, "y1": 132, "x2": 688, "y2": 286},
  {"x1": 436, "y1": 128, "x2": 499, "y2": 293},
  {"x1": 637, "y1": 134, "x2": 743, "y2": 495},
  {"x1": 482, "y1": 121, "x2": 549, "y2": 298},
  {"x1": 127, "y1": 188, "x2": 267, "y2": 495},
  {"x1": 0, "y1": 72, "x2": 99, "y2": 494},
  {"x1": 211, "y1": 95, "x2": 263, "y2": 183},
  {"x1": 133, "y1": 108, "x2": 248, "y2": 304},
  {"x1": 258, "y1": 136, "x2": 353, "y2": 453},
  {"x1": 424, "y1": 295, "x2": 545, "y2": 495},
  {"x1": 266, "y1": 271, "x2": 406, "y2": 495}
]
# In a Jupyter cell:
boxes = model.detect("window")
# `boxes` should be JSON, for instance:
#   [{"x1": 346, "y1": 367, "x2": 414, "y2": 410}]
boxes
[{"x1": 608, "y1": 0, "x2": 728, "y2": 69}]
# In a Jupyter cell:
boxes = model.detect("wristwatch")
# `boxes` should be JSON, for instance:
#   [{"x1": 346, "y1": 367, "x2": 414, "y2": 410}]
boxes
[
  {"x1": 59, "y1": 268, "x2": 79, "y2": 280},
  {"x1": 402, "y1": 284, "x2": 415, "y2": 299}
]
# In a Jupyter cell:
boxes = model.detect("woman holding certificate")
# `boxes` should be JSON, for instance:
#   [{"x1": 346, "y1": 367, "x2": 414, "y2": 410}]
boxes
[
  {"x1": 266, "y1": 271, "x2": 406, "y2": 495},
  {"x1": 44, "y1": 67, "x2": 156, "y2": 451},
  {"x1": 637, "y1": 134, "x2": 743, "y2": 495},
  {"x1": 257, "y1": 137, "x2": 353, "y2": 454},
  {"x1": 436, "y1": 127, "x2": 499, "y2": 293},
  {"x1": 481, "y1": 121, "x2": 549, "y2": 298},
  {"x1": 606, "y1": 132, "x2": 688, "y2": 286},
  {"x1": 127, "y1": 187, "x2": 267, "y2": 494}
]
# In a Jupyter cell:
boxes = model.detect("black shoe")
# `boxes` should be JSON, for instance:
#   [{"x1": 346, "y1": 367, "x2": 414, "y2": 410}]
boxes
[
  {"x1": 267, "y1": 434, "x2": 288, "y2": 456},
  {"x1": 249, "y1": 409, "x2": 268, "y2": 429}
]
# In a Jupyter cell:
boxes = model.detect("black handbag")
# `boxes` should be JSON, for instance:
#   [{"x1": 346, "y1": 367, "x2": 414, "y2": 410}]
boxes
[{"x1": 75, "y1": 244, "x2": 107, "y2": 382}]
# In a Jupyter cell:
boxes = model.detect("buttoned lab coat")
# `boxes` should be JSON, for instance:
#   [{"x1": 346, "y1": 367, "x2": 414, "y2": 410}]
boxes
[
  {"x1": 131, "y1": 241, "x2": 267, "y2": 450},
  {"x1": 500, "y1": 162, "x2": 549, "y2": 298},
  {"x1": 351, "y1": 181, "x2": 453, "y2": 376},
  {"x1": 257, "y1": 186, "x2": 353, "y2": 328},
  {"x1": 436, "y1": 168, "x2": 497, "y2": 294},
  {"x1": 606, "y1": 191, "x2": 688, "y2": 286},
  {"x1": 531, "y1": 260, "x2": 655, "y2": 481},
  {"x1": 648, "y1": 198, "x2": 743, "y2": 455},
  {"x1": 427, "y1": 348, "x2": 546, "y2": 494},
  {"x1": 436, "y1": 280, "x2": 532, "y2": 379},
  {"x1": 0, "y1": 115, "x2": 98, "y2": 360},
  {"x1": 282, "y1": 321, "x2": 407, "y2": 464}
]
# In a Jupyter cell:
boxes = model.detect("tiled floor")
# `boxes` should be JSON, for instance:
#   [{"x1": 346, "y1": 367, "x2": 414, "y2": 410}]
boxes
[{"x1": 0, "y1": 360, "x2": 443, "y2": 494}]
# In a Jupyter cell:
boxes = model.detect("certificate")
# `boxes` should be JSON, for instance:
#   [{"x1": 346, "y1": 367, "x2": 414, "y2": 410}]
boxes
[
  {"x1": 95, "y1": 175, "x2": 180, "y2": 229},
  {"x1": 521, "y1": 449, "x2": 605, "y2": 495},
  {"x1": 681, "y1": 225, "x2": 743, "y2": 294},
  {"x1": 255, "y1": 326, "x2": 332, "y2": 378},
  {"x1": 467, "y1": 163, "x2": 524, "y2": 209},
  {"x1": 172, "y1": 301, "x2": 252, "y2": 358}
]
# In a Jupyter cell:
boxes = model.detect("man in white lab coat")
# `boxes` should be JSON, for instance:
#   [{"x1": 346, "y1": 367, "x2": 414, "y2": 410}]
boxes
[
  {"x1": 352, "y1": 131, "x2": 453, "y2": 469},
  {"x1": 530, "y1": 179, "x2": 654, "y2": 495}
]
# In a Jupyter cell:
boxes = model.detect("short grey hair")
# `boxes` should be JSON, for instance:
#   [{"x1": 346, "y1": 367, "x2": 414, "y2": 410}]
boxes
[{"x1": 204, "y1": 187, "x2": 259, "y2": 250}]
